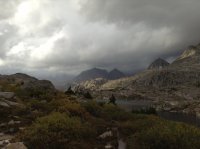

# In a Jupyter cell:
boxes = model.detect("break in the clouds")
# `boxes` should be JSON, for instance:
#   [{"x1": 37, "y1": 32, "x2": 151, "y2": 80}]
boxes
[{"x1": 0, "y1": 0, "x2": 200, "y2": 76}]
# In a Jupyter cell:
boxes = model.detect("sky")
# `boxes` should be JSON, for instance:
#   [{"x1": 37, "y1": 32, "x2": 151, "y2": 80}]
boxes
[{"x1": 0, "y1": 0, "x2": 200, "y2": 81}]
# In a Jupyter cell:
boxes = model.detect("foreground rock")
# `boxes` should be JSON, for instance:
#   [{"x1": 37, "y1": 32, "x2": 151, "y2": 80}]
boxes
[
  {"x1": 0, "y1": 92, "x2": 15, "y2": 99},
  {"x1": 99, "y1": 131, "x2": 113, "y2": 139},
  {"x1": 5, "y1": 142, "x2": 27, "y2": 149},
  {"x1": 0, "y1": 134, "x2": 14, "y2": 148}
]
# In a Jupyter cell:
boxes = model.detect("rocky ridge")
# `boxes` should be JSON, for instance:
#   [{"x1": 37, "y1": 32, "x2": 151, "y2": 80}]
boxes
[{"x1": 73, "y1": 68, "x2": 125, "y2": 83}]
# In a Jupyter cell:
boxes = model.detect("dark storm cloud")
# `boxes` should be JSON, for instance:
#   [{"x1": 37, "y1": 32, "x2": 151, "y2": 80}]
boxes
[
  {"x1": 81, "y1": 0, "x2": 199, "y2": 29},
  {"x1": 77, "y1": 0, "x2": 200, "y2": 70},
  {"x1": 0, "y1": 0, "x2": 200, "y2": 78}
]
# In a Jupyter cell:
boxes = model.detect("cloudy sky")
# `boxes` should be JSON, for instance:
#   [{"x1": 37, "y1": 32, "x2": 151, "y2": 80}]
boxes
[{"x1": 0, "y1": 0, "x2": 200, "y2": 79}]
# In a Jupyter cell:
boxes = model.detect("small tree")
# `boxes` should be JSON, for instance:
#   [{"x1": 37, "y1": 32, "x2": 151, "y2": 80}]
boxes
[
  {"x1": 196, "y1": 81, "x2": 200, "y2": 88},
  {"x1": 65, "y1": 86, "x2": 75, "y2": 95},
  {"x1": 84, "y1": 91, "x2": 93, "y2": 99},
  {"x1": 109, "y1": 94, "x2": 116, "y2": 105}
]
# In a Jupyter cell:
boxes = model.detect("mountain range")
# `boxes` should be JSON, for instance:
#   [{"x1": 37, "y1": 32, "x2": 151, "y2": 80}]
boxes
[
  {"x1": 1, "y1": 42, "x2": 200, "y2": 116},
  {"x1": 73, "y1": 43, "x2": 200, "y2": 115},
  {"x1": 73, "y1": 68, "x2": 125, "y2": 83}
]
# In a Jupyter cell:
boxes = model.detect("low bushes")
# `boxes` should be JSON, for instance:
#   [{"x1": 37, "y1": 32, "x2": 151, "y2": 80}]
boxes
[
  {"x1": 124, "y1": 118, "x2": 200, "y2": 149},
  {"x1": 21, "y1": 112, "x2": 96, "y2": 149},
  {"x1": 82, "y1": 101, "x2": 102, "y2": 117},
  {"x1": 49, "y1": 99, "x2": 88, "y2": 118}
]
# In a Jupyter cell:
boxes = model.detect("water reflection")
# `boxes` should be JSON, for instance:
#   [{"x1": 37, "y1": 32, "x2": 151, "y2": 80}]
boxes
[
  {"x1": 97, "y1": 99, "x2": 200, "y2": 127},
  {"x1": 157, "y1": 111, "x2": 200, "y2": 127}
]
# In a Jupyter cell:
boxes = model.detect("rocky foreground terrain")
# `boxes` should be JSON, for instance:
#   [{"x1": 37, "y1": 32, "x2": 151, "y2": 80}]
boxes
[
  {"x1": 0, "y1": 73, "x2": 56, "y2": 148},
  {"x1": 74, "y1": 43, "x2": 200, "y2": 116}
]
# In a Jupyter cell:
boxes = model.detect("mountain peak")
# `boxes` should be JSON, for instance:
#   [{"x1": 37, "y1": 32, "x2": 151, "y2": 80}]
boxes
[
  {"x1": 74, "y1": 68, "x2": 108, "y2": 82},
  {"x1": 74, "y1": 68, "x2": 126, "y2": 82},
  {"x1": 110, "y1": 68, "x2": 121, "y2": 73},
  {"x1": 108, "y1": 69, "x2": 125, "y2": 80},
  {"x1": 148, "y1": 58, "x2": 169, "y2": 70},
  {"x1": 171, "y1": 43, "x2": 200, "y2": 68},
  {"x1": 175, "y1": 44, "x2": 200, "y2": 62},
  {"x1": 91, "y1": 67, "x2": 99, "y2": 70}
]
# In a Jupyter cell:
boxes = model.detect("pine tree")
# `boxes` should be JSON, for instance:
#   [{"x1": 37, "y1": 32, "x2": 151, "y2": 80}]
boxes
[
  {"x1": 109, "y1": 94, "x2": 116, "y2": 105},
  {"x1": 65, "y1": 86, "x2": 75, "y2": 95}
]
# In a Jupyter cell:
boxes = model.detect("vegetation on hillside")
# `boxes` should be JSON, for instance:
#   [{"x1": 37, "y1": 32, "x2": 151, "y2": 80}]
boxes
[
  {"x1": 1, "y1": 74, "x2": 200, "y2": 149},
  {"x1": 13, "y1": 94, "x2": 200, "y2": 149}
]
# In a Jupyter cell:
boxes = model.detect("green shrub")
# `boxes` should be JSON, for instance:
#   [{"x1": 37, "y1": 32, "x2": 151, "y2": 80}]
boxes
[
  {"x1": 21, "y1": 112, "x2": 96, "y2": 149},
  {"x1": 27, "y1": 100, "x2": 49, "y2": 111},
  {"x1": 82, "y1": 101, "x2": 102, "y2": 117},
  {"x1": 65, "y1": 86, "x2": 75, "y2": 95},
  {"x1": 49, "y1": 99, "x2": 88, "y2": 118},
  {"x1": 196, "y1": 81, "x2": 200, "y2": 88},
  {"x1": 119, "y1": 115, "x2": 160, "y2": 136},
  {"x1": 101, "y1": 104, "x2": 132, "y2": 121},
  {"x1": 126, "y1": 120, "x2": 200, "y2": 149},
  {"x1": 0, "y1": 107, "x2": 11, "y2": 122},
  {"x1": 15, "y1": 86, "x2": 55, "y2": 101},
  {"x1": 83, "y1": 91, "x2": 93, "y2": 99}
]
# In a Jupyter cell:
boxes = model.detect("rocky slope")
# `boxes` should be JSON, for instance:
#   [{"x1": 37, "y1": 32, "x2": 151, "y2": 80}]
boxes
[
  {"x1": 73, "y1": 78, "x2": 108, "y2": 91},
  {"x1": 0, "y1": 73, "x2": 57, "y2": 148},
  {"x1": 0, "y1": 73, "x2": 56, "y2": 99}
]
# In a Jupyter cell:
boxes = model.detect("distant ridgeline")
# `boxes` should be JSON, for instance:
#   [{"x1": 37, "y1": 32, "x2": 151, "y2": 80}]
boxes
[{"x1": 73, "y1": 68, "x2": 126, "y2": 83}]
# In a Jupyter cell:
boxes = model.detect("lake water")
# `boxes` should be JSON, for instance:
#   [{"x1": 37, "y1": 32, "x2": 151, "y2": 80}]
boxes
[
  {"x1": 96, "y1": 99, "x2": 153, "y2": 111},
  {"x1": 157, "y1": 111, "x2": 200, "y2": 127},
  {"x1": 97, "y1": 99, "x2": 200, "y2": 127}
]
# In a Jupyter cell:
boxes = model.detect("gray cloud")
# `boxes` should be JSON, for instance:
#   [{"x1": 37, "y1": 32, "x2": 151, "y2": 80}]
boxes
[
  {"x1": 0, "y1": 0, "x2": 23, "y2": 20},
  {"x1": 0, "y1": 0, "x2": 199, "y2": 82},
  {"x1": 0, "y1": 23, "x2": 19, "y2": 58},
  {"x1": 78, "y1": 0, "x2": 200, "y2": 69},
  {"x1": 0, "y1": 0, "x2": 23, "y2": 58}
]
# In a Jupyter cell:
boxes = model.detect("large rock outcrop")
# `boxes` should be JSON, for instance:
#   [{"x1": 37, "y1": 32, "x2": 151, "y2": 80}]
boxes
[
  {"x1": 148, "y1": 58, "x2": 169, "y2": 70},
  {"x1": 0, "y1": 73, "x2": 56, "y2": 100}
]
